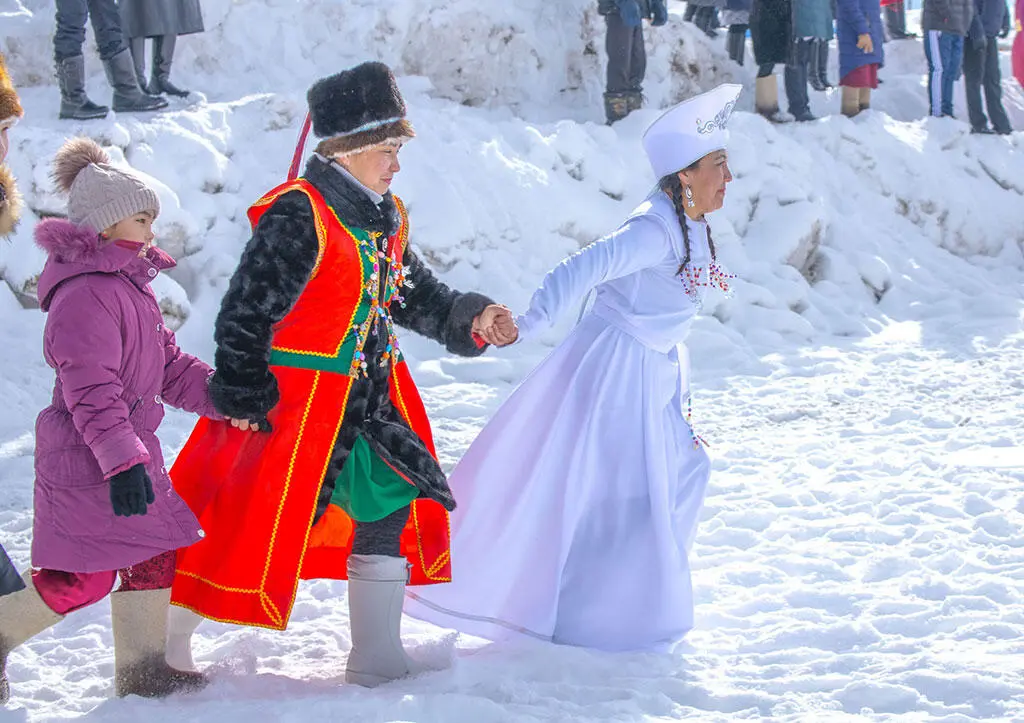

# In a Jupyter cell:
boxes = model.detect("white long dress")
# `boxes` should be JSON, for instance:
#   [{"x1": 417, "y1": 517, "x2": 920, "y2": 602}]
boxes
[{"x1": 404, "y1": 190, "x2": 725, "y2": 653}]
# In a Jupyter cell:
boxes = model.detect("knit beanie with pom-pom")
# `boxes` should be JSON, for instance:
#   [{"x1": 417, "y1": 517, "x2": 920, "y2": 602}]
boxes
[{"x1": 51, "y1": 137, "x2": 160, "y2": 233}]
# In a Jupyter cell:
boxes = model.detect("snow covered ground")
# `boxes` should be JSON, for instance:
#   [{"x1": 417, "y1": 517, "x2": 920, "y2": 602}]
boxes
[{"x1": 1, "y1": 0, "x2": 1023, "y2": 720}]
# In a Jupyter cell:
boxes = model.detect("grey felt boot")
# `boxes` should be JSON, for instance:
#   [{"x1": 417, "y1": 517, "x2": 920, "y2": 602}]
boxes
[
  {"x1": 344, "y1": 555, "x2": 412, "y2": 688},
  {"x1": 0, "y1": 571, "x2": 64, "y2": 704},
  {"x1": 111, "y1": 588, "x2": 207, "y2": 698},
  {"x1": 56, "y1": 56, "x2": 110, "y2": 120}
]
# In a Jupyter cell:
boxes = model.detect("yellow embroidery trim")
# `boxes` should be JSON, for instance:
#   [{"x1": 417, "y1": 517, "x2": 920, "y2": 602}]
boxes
[
  {"x1": 174, "y1": 570, "x2": 260, "y2": 595},
  {"x1": 169, "y1": 601, "x2": 289, "y2": 632},
  {"x1": 426, "y1": 550, "x2": 450, "y2": 578},
  {"x1": 288, "y1": 377, "x2": 355, "y2": 618},
  {"x1": 251, "y1": 182, "x2": 328, "y2": 280},
  {"x1": 256, "y1": 370, "x2": 322, "y2": 628},
  {"x1": 392, "y1": 362, "x2": 451, "y2": 583}
]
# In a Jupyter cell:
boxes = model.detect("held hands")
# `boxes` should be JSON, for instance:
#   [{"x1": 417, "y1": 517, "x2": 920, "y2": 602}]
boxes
[
  {"x1": 472, "y1": 304, "x2": 519, "y2": 347},
  {"x1": 857, "y1": 34, "x2": 874, "y2": 54}
]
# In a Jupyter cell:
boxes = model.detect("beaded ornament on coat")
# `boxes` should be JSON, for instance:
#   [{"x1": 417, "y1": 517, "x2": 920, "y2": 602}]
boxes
[{"x1": 348, "y1": 226, "x2": 410, "y2": 378}]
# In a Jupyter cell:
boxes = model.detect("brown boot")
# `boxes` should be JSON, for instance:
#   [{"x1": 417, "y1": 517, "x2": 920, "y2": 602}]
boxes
[
  {"x1": 841, "y1": 86, "x2": 861, "y2": 117},
  {"x1": 859, "y1": 88, "x2": 872, "y2": 112},
  {"x1": 0, "y1": 571, "x2": 65, "y2": 704},
  {"x1": 754, "y1": 75, "x2": 780, "y2": 118},
  {"x1": 111, "y1": 588, "x2": 208, "y2": 698}
]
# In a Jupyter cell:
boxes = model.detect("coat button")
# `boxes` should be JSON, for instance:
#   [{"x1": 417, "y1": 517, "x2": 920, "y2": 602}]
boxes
[
  {"x1": 147, "y1": 268, "x2": 157, "y2": 278},
  {"x1": 156, "y1": 322, "x2": 163, "y2": 332},
  {"x1": 197, "y1": 529, "x2": 206, "y2": 538},
  {"x1": 154, "y1": 395, "x2": 163, "y2": 405}
]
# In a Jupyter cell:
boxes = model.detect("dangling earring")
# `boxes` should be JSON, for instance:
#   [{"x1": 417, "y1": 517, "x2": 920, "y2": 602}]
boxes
[{"x1": 683, "y1": 186, "x2": 695, "y2": 208}]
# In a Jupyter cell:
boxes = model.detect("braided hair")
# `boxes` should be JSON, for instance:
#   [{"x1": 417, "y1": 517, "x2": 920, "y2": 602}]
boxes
[{"x1": 658, "y1": 170, "x2": 717, "y2": 276}]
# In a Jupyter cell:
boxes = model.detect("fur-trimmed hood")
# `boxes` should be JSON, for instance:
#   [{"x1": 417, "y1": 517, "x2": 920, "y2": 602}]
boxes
[{"x1": 35, "y1": 217, "x2": 175, "y2": 311}]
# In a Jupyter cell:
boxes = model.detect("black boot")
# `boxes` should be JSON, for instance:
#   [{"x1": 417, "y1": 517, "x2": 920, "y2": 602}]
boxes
[
  {"x1": 149, "y1": 35, "x2": 190, "y2": 98},
  {"x1": 808, "y1": 41, "x2": 826, "y2": 92},
  {"x1": 727, "y1": 25, "x2": 747, "y2": 66},
  {"x1": 684, "y1": 3, "x2": 697, "y2": 22},
  {"x1": 603, "y1": 92, "x2": 630, "y2": 124},
  {"x1": 103, "y1": 49, "x2": 169, "y2": 113},
  {"x1": 695, "y1": 7, "x2": 719, "y2": 38},
  {"x1": 817, "y1": 40, "x2": 834, "y2": 89},
  {"x1": 808, "y1": 40, "x2": 833, "y2": 91},
  {"x1": 56, "y1": 56, "x2": 110, "y2": 120},
  {"x1": 884, "y1": 4, "x2": 916, "y2": 39}
]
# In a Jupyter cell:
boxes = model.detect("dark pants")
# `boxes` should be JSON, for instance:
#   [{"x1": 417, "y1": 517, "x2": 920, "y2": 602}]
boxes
[
  {"x1": 54, "y1": 0, "x2": 126, "y2": 62},
  {"x1": 352, "y1": 506, "x2": 411, "y2": 558},
  {"x1": 694, "y1": 5, "x2": 720, "y2": 35},
  {"x1": 924, "y1": 30, "x2": 964, "y2": 116},
  {"x1": 883, "y1": 2, "x2": 911, "y2": 39},
  {"x1": 784, "y1": 39, "x2": 812, "y2": 115},
  {"x1": 605, "y1": 14, "x2": 646, "y2": 93},
  {"x1": 759, "y1": 41, "x2": 811, "y2": 117},
  {"x1": 963, "y1": 37, "x2": 1012, "y2": 133}
]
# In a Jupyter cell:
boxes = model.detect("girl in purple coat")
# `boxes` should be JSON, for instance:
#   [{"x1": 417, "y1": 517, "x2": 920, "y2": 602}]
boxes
[{"x1": 0, "y1": 137, "x2": 219, "y2": 703}]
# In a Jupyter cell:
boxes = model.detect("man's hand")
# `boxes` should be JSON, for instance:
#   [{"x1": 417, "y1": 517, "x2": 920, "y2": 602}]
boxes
[{"x1": 472, "y1": 305, "x2": 519, "y2": 347}]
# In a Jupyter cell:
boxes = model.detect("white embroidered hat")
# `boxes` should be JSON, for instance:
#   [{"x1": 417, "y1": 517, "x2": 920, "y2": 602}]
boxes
[{"x1": 642, "y1": 83, "x2": 742, "y2": 180}]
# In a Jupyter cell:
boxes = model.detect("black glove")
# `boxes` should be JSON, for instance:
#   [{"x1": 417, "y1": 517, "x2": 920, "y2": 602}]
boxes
[{"x1": 110, "y1": 464, "x2": 155, "y2": 517}]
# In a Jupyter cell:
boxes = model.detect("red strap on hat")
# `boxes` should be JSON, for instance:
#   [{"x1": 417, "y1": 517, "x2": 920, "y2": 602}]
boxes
[{"x1": 287, "y1": 112, "x2": 313, "y2": 181}]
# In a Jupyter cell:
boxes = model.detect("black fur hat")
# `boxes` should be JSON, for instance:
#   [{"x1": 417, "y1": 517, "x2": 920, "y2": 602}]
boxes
[{"x1": 307, "y1": 62, "x2": 415, "y2": 154}]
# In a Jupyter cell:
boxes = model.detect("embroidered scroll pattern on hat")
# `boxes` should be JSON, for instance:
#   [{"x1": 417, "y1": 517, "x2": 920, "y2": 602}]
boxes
[{"x1": 695, "y1": 99, "x2": 737, "y2": 135}]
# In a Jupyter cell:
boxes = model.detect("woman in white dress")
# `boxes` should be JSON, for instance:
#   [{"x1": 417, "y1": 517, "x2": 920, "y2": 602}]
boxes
[{"x1": 405, "y1": 84, "x2": 742, "y2": 653}]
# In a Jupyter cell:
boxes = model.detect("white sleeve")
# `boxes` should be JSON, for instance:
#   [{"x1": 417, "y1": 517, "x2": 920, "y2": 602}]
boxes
[{"x1": 515, "y1": 216, "x2": 671, "y2": 342}]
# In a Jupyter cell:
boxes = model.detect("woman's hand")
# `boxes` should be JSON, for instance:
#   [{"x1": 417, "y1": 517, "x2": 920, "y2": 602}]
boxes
[
  {"x1": 472, "y1": 305, "x2": 519, "y2": 347},
  {"x1": 857, "y1": 33, "x2": 874, "y2": 54}
]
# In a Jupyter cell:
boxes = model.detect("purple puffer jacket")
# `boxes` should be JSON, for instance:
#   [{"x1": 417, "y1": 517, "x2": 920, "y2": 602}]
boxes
[{"x1": 32, "y1": 219, "x2": 219, "y2": 574}]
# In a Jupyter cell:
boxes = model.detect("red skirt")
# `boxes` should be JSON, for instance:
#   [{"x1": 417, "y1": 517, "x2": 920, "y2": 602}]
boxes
[{"x1": 840, "y1": 63, "x2": 879, "y2": 89}]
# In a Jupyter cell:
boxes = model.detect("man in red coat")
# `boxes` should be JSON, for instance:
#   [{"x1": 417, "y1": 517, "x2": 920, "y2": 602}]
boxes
[{"x1": 167, "y1": 62, "x2": 517, "y2": 689}]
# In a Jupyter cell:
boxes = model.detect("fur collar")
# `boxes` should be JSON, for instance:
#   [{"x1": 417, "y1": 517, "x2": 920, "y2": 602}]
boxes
[{"x1": 34, "y1": 217, "x2": 102, "y2": 262}]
